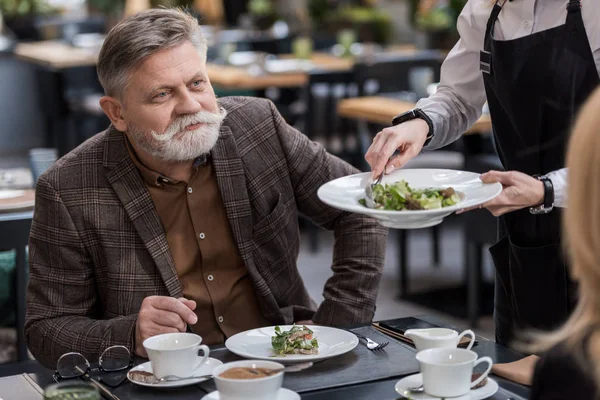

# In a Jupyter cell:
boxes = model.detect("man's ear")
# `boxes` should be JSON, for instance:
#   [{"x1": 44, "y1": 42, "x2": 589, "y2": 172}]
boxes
[{"x1": 100, "y1": 96, "x2": 127, "y2": 132}]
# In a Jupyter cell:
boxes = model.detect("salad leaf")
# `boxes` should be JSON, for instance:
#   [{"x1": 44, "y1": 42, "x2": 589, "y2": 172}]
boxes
[
  {"x1": 360, "y1": 179, "x2": 460, "y2": 211},
  {"x1": 271, "y1": 325, "x2": 319, "y2": 356}
]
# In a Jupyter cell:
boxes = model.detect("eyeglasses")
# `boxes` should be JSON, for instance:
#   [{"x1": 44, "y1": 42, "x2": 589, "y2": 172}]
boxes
[{"x1": 54, "y1": 346, "x2": 133, "y2": 388}]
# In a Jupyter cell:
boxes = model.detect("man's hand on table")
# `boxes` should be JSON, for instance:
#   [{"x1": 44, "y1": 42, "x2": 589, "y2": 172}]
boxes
[{"x1": 134, "y1": 296, "x2": 198, "y2": 357}]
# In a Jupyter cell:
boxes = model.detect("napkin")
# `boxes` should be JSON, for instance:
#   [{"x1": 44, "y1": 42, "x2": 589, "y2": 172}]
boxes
[
  {"x1": 371, "y1": 323, "x2": 475, "y2": 348},
  {"x1": 491, "y1": 355, "x2": 540, "y2": 386}
]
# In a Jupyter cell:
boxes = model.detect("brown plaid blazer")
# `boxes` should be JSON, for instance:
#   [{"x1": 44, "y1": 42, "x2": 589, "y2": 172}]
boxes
[{"x1": 25, "y1": 97, "x2": 387, "y2": 367}]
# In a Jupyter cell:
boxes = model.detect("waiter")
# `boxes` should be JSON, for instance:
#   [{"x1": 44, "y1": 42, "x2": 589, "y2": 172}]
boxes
[{"x1": 366, "y1": 0, "x2": 600, "y2": 346}]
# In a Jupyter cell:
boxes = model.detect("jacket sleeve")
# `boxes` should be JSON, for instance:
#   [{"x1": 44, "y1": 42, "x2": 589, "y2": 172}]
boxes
[
  {"x1": 25, "y1": 174, "x2": 137, "y2": 368},
  {"x1": 268, "y1": 100, "x2": 388, "y2": 326}
]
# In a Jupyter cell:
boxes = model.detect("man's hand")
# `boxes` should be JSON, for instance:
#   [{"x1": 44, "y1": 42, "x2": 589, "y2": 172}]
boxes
[
  {"x1": 365, "y1": 119, "x2": 430, "y2": 179},
  {"x1": 457, "y1": 171, "x2": 545, "y2": 217},
  {"x1": 134, "y1": 296, "x2": 198, "y2": 357}
]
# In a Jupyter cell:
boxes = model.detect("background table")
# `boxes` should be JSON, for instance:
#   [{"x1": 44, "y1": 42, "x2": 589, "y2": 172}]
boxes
[{"x1": 337, "y1": 96, "x2": 492, "y2": 135}]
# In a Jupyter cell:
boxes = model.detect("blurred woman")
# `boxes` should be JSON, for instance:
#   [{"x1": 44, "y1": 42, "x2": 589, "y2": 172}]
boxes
[{"x1": 529, "y1": 87, "x2": 600, "y2": 399}]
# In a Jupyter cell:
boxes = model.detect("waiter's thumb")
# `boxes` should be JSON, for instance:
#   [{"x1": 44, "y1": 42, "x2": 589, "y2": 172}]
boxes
[{"x1": 480, "y1": 170, "x2": 514, "y2": 186}]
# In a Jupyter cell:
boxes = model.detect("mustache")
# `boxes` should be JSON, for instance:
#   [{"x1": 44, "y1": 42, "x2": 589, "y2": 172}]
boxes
[{"x1": 152, "y1": 107, "x2": 226, "y2": 142}]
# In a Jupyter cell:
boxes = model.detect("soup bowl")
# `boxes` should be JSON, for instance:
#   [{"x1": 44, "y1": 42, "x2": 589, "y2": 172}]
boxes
[{"x1": 212, "y1": 360, "x2": 284, "y2": 400}]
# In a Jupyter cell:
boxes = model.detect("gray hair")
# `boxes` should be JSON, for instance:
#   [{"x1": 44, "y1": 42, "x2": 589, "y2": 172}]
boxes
[{"x1": 97, "y1": 8, "x2": 207, "y2": 98}]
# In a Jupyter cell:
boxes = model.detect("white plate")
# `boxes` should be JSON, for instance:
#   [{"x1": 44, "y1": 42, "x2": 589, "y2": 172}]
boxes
[
  {"x1": 317, "y1": 169, "x2": 502, "y2": 229},
  {"x1": 127, "y1": 358, "x2": 223, "y2": 388},
  {"x1": 225, "y1": 325, "x2": 359, "y2": 364},
  {"x1": 201, "y1": 388, "x2": 300, "y2": 400},
  {"x1": 395, "y1": 373, "x2": 499, "y2": 400},
  {"x1": 0, "y1": 190, "x2": 24, "y2": 200}
]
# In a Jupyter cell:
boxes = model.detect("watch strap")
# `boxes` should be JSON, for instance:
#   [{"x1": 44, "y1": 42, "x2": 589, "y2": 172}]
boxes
[
  {"x1": 392, "y1": 109, "x2": 435, "y2": 146},
  {"x1": 530, "y1": 175, "x2": 554, "y2": 214}
]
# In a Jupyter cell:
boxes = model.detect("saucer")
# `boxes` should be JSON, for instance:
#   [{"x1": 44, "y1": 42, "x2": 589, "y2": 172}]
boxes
[
  {"x1": 395, "y1": 373, "x2": 499, "y2": 400},
  {"x1": 127, "y1": 358, "x2": 223, "y2": 388},
  {"x1": 201, "y1": 388, "x2": 300, "y2": 400}
]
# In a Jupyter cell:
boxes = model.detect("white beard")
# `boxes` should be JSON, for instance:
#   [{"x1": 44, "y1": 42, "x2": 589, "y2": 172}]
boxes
[{"x1": 128, "y1": 107, "x2": 227, "y2": 162}]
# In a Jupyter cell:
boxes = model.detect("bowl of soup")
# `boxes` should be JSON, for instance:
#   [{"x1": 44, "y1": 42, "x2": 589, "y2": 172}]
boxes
[{"x1": 212, "y1": 360, "x2": 285, "y2": 400}]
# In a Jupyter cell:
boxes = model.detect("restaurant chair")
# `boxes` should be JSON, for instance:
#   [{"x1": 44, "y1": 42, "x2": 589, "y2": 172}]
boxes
[
  {"x1": 299, "y1": 69, "x2": 356, "y2": 252},
  {"x1": 351, "y1": 51, "x2": 459, "y2": 297}
]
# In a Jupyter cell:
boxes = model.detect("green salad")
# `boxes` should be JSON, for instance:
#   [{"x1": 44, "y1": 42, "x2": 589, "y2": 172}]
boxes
[
  {"x1": 272, "y1": 325, "x2": 319, "y2": 356},
  {"x1": 359, "y1": 179, "x2": 461, "y2": 211}
]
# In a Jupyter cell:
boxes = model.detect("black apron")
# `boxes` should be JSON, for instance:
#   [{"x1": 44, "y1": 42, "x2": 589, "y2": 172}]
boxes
[{"x1": 480, "y1": 0, "x2": 599, "y2": 346}]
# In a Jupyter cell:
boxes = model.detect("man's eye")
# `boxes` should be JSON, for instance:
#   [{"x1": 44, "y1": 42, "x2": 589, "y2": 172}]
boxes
[{"x1": 192, "y1": 80, "x2": 203, "y2": 87}]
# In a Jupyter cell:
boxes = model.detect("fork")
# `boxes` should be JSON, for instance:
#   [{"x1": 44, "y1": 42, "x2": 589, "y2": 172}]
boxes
[
  {"x1": 353, "y1": 332, "x2": 389, "y2": 351},
  {"x1": 364, "y1": 173, "x2": 384, "y2": 209}
]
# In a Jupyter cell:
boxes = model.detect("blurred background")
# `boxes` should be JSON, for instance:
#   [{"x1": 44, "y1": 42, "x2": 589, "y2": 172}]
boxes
[{"x1": 0, "y1": 0, "x2": 503, "y2": 367}]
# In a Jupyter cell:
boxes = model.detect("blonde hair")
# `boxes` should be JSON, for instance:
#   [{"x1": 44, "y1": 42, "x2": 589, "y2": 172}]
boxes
[{"x1": 532, "y1": 87, "x2": 600, "y2": 386}]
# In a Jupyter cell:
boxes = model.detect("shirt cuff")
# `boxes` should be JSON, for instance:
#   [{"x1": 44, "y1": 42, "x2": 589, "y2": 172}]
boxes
[{"x1": 546, "y1": 168, "x2": 567, "y2": 208}]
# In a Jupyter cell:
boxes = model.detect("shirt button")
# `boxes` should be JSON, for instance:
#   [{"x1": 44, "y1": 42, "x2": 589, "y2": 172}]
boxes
[
  {"x1": 199, "y1": 232, "x2": 205, "y2": 239},
  {"x1": 207, "y1": 274, "x2": 214, "y2": 281},
  {"x1": 524, "y1": 20, "x2": 530, "y2": 28},
  {"x1": 187, "y1": 187, "x2": 193, "y2": 194},
  {"x1": 218, "y1": 316, "x2": 224, "y2": 323}
]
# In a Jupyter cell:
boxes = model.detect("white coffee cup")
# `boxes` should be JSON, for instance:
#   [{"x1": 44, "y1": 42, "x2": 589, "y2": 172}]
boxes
[
  {"x1": 405, "y1": 328, "x2": 475, "y2": 352},
  {"x1": 212, "y1": 360, "x2": 284, "y2": 400},
  {"x1": 416, "y1": 348, "x2": 493, "y2": 397},
  {"x1": 143, "y1": 332, "x2": 210, "y2": 379}
]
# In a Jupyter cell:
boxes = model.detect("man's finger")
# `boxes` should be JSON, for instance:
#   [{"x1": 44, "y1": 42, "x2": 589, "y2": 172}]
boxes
[
  {"x1": 150, "y1": 310, "x2": 188, "y2": 332},
  {"x1": 178, "y1": 297, "x2": 197, "y2": 311},
  {"x1": 152, "y1": 297, "x2": 198, "y2": 325},
  {"x1": 480, "y1": 170, "x2": 515, "y2": 186}
]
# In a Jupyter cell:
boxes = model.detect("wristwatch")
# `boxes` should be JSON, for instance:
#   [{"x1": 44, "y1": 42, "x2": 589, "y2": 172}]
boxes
[
  {"x1": 530, "y1": 175, "x2": 554, "y2": 215},
  {"x1": 392, "y1": 108, "x2": 435, "y2": 147}
]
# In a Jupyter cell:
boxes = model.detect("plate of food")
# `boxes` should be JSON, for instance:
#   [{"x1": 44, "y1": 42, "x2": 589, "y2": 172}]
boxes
[
  {"x1": 225, "y1": 325, "x2": 359, "y2": 364},
  {"x1": 317, "y1": 169, "x2": 502, "y2": 229}
]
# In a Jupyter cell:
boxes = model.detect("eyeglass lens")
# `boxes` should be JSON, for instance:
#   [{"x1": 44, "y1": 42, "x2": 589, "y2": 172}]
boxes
[
  {"x1": 56, "y1": 353, "x2": 91, "y2": 379},
  {"x1": 99, "y1": 345, "x2": 131, "y2": 372}
]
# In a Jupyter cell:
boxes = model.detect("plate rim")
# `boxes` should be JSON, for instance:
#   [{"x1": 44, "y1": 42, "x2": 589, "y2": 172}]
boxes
[
  {"x1": 201, "y1": 387, "x2": 300, "y2": 400},
  {"x1": 394, "y1": 373, "x2": 499, "y2": 400},
  {"x1": 317, "y1": 169, "x2": 502, "y2": 216},
  {"x1": 127, "y1": 358, "x2": 223, "y2": 388},
  {"x1": 224, "y1": 325, "x2": 359, "y2": 362}
]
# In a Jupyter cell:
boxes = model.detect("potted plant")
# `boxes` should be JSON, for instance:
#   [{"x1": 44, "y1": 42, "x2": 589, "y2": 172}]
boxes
[
  {"x1": 0, "y1": 0, "x2": 56, "y2": 40},
  {"x1": 247, "y1": 0, "x2": 277, "y2": 31},
  {"x1": 327, "y1": 5, "x2": 393, "y2": 45},
  {"x1": 410, "y1": 0, "x2": 466, "y2": 50}
]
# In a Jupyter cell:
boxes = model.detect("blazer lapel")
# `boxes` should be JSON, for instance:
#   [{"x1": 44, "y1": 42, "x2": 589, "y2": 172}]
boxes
[
  {"x1": 103, "y1": 128, "x2": 182, "y2": 298},
  {"x1": 211, "y1": 125, "x2": 275, "y2": 303}
]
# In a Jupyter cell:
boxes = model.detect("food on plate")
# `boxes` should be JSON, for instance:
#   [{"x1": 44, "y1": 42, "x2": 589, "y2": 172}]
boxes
[
  {"x1": 271, "y1": 325, "x2": 319, "y2": 356},
  {"x1": 359, "y1": 180, "x2": 461, "y2": 210},
  {"x1": 128, "y1": 370, "x2": 157, "y2": 384},
  {"x1": 219, "y1": 367, "x2": 280, "y2": 379},
  {"x1": 471, "y1": 373, "x2": 488, "y2": 389}
]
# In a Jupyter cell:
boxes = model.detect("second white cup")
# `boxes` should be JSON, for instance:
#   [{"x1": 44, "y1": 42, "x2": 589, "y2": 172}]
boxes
[{"x1": 416, "y1": 348, "x2": 493, "y2": 397}]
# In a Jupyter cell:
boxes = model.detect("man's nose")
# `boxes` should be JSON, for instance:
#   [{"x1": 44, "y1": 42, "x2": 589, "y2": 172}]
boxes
[{"x1": 174, "y1": 91, "x2": 203, "y2": 115}]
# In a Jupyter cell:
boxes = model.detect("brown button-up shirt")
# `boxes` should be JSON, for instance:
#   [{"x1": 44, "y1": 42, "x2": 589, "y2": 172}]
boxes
[{"x1": 126, "y1": 139, "x2": 269, "y2": 344}]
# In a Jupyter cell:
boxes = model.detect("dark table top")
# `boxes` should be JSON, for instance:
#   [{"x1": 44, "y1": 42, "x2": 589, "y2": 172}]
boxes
[{"x1": 0, "y1": 316, "x2": 532, "y2": 400}]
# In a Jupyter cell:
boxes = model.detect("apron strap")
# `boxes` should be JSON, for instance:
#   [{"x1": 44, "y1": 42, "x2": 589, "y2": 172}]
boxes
[
  {"x1": 481, "y1": 2, "x2": 503, "y2": 74},
  {"x1": 566, "y1": 0, "x2": 584, "y2": 28}
]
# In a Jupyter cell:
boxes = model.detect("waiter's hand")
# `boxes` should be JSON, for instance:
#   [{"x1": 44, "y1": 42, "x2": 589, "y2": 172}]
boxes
[
  {"x1": 365, "y1": 119, "x2": 430, "y2": 179},
  {"x1": 134, "y1": 296, "x2": 198, "y2": 357},
  {"x1": 457, "y1": 171, "x2": 544, "y2": 217}
]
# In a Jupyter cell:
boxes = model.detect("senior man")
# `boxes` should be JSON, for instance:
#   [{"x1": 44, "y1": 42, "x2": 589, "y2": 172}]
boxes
[{"x1": 25, "y1": 8, "x2": 387, "y2": 367}]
